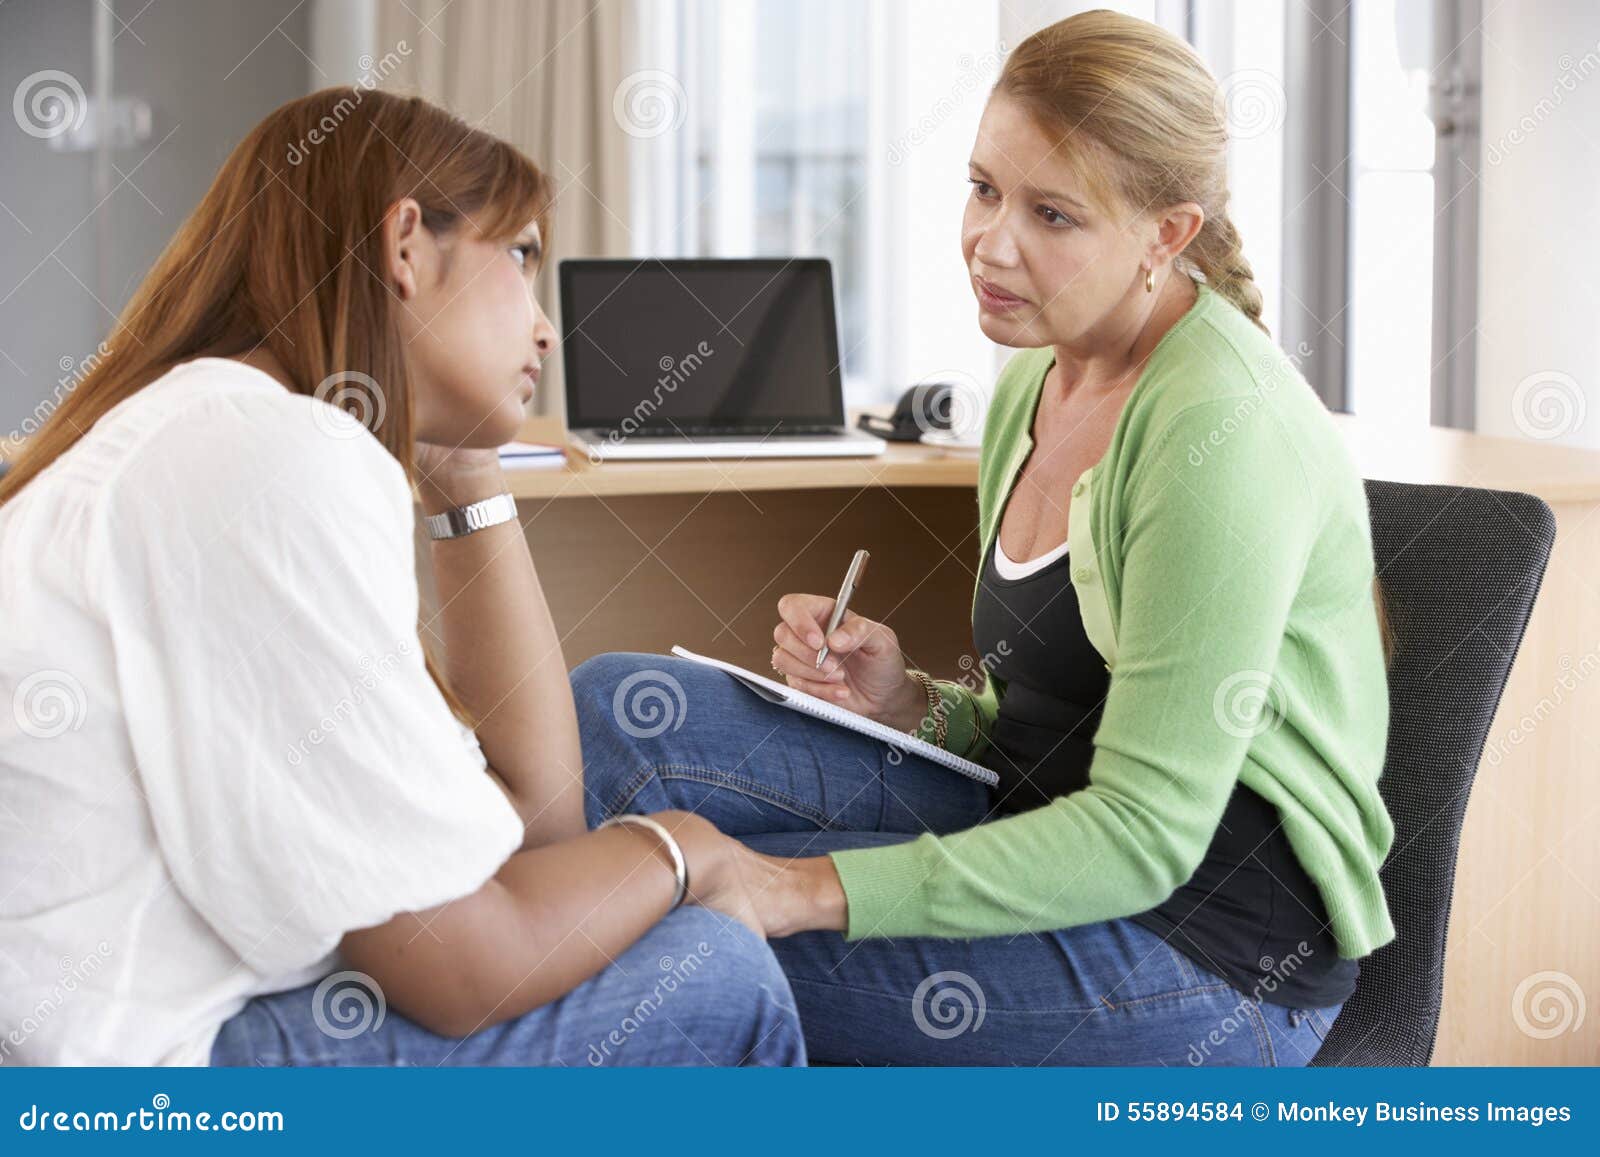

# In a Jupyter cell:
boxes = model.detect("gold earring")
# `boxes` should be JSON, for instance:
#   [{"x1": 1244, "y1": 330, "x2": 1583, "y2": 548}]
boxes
[{"x1": 1144, "y1": 266, "x2": 1155, "y2": 294}]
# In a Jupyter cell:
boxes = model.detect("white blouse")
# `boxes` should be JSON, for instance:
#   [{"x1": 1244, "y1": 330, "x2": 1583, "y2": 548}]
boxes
[{"x1": 0, "y1": 358, "x2": 522, "y2": 1065}]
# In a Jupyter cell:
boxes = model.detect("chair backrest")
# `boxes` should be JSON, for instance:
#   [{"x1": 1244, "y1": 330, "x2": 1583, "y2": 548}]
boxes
[{"x1": 1311, "y1": 480, "x2": 1555, "y2": 1065}]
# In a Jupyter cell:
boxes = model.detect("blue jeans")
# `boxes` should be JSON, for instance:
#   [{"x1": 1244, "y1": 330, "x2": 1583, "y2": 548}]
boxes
[
  {"x1": 573, "y1": 652, "x2": 1346, "y2": 1067},
  {"x1": 210, "y1": 907, "x2": 805, "y2": 1066}
]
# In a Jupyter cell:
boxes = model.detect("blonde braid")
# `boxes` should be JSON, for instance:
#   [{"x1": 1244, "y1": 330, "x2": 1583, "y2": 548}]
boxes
[{"x1": 1189, "y1": 212, "x2": 1267, "y2": 334}]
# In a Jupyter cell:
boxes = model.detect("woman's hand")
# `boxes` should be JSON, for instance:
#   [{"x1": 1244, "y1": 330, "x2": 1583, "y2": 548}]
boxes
[
  {"x1": 413, "y1": 441, "x2": 506, "y2": 514},
  {"x1": 772, "y1": 593, "x2": 927, "y2": 730},
  {"x1": 649, "y1": 811, "x2": 766, "y2": 938},
  {"x1": 650, "y1": 812, "x2": 848, "y2": 938},
  {"x1": 726, "y1": 844, "x2": 848, "y2": 938}
]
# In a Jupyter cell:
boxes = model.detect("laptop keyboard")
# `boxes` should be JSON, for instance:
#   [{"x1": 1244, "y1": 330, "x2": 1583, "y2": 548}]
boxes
[{"x1": 618, "y1": 424, "x2": 843, "y2": 439}]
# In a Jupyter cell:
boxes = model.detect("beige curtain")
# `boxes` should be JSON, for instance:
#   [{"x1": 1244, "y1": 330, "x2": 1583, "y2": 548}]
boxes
[{"x1": 376, "y1": 0, "x2": 632, "y2": 417}]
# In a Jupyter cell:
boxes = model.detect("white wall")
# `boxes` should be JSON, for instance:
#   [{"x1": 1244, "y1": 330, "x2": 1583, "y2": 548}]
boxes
[
  {"x1": 1476, "y1": 2, "x2": 1600, "y2": 448},
  {"x1": 0, "y1": 0, "x2": 312, "y2": 443}
]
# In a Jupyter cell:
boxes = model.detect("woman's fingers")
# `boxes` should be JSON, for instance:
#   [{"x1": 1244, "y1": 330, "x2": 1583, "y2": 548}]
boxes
[
  {"x1": 771, "y1": 636, "x2": 846, "y2": 684},
  {"x1": 776, "y1": 597, "x2": 880, "y2": 659},
  {"x1": 825, "y1": 611, "x2": 895, "y2": 659},
  {"x1": 771, "y1": 620, "x2": 812, "y2": 664},
  {"x1": 773, "y1": 593, "x2": 894, "y2": 696},
  {"x1": 772, "y1": 622, "x2": 839, "y2": 675},
  {"x1": 779, "y1": 666, "x2": 853, "y2": 702},
  {"x1": 776, "y1": 592, "x2": 836, "y2": 650}
]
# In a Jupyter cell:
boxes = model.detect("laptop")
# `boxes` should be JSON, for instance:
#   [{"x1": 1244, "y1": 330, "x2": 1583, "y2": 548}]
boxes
[{"x1": 559, "y1": 258, "x2": 886, "y2": 461}]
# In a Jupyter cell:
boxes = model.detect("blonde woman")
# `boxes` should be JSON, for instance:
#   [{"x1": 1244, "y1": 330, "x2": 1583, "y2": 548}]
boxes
[
  {"x1": 0, "y1": 89, "x2": 801, "y2": 1067},
  {"x1": 576, "y1": 10, "x2": 1394, "y2": 1066}
]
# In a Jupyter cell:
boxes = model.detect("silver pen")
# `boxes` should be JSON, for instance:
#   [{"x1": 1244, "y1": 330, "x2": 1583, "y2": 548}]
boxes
[{"x1": 816, "y1": 549, "x2": 870, "y2": 668}]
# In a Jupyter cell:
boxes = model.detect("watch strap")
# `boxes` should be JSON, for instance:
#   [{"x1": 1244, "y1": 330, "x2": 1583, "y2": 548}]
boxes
[{"x1": 423, "y1": 491, "x2": 518, "y2": 540}]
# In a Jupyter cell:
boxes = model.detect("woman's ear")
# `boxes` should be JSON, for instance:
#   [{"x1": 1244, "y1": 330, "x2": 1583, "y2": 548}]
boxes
[
  {"x1": 384, "y1": 197, "x2": 427, "y2": 301},
  {"x1": 1148, "y1": 201, "x2": 1205, "y2": 268}
]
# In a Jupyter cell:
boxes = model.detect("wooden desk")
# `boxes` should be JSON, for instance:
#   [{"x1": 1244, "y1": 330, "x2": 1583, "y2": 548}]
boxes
[
  {"x1": 440, "y1": 410, "x2": 1600, "y2": 1067},
  {"x1": 500, "y1": 421, "x2": 980, "y2": 500},
  {"x1": 479, "y1": 415, "x2": 987, "y2": 685}
]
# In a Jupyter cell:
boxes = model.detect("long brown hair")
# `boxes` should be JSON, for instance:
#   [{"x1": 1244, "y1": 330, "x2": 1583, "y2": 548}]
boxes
[
  {"x1": 997, "y1": 11, "x2": 1397, "y2": 668},
  {"x1": 0, "y1": 86, "x2": 555, "y2": 724}
]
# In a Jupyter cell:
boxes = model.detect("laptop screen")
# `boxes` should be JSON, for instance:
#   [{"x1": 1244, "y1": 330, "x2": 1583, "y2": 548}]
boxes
[{"x1": 559, "y1": 258, "x2": 845, "y2": 432}]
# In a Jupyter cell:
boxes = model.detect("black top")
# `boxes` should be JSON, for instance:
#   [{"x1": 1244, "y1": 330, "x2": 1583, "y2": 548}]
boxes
[{"x1": 971, "y1": 538, "x2": 1357, "y2": 1008}]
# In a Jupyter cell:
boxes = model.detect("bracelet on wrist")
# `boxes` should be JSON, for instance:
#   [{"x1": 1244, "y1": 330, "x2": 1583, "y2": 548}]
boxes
[
  {"x1": 599, "y1": 814, "x2": 689, "y2": 909},
  {"x1": 905, "y1": 669, "x2": 948, "y2": 748}
]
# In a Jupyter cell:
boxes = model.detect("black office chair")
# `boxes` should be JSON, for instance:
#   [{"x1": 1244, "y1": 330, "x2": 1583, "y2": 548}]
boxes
[{"x1": 1310, "y1": 480, "x2": 1555, "y2": 1066}]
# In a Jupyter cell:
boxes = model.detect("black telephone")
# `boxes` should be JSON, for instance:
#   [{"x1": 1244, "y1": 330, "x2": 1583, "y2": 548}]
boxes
[{"x1": 855, "y1": 381, "x2": 961, "y2": 442}]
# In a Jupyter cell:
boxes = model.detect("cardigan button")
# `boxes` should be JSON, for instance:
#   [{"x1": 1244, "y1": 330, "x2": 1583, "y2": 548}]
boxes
[
  {"x1": 1071, "y1": 479, "x2": 1086, "y2": 497},
  {"x1": 1072, "y1": 565, "x2": 1093, "y2": 584}
]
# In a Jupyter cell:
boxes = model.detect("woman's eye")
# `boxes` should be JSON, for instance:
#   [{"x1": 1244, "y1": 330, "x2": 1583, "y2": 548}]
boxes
[
  {"x1": 968, "y1": 178, "x2": 997, "y2": 199},
  {"x1": 1037, "y1": 205, "x2": 1076, "y2": 228},
  {"x1": 508, "y1": 243, "x2": 535, "y2": 269}
]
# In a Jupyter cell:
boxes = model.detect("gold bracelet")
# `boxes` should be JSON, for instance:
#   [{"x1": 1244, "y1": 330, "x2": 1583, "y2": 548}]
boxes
[{"x1": 905, "y1": 669, "x2": 948, "y2": 748}]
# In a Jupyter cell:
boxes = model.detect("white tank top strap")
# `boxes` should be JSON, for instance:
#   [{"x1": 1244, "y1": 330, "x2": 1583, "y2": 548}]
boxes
[{"x1": 993, "y1": 534, "x2": 1071, "y2": 581}]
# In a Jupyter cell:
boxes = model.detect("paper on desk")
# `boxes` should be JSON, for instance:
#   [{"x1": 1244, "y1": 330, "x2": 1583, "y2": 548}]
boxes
[{"x1": 498, "y1": 441, "x2": 566, "y2": 469}]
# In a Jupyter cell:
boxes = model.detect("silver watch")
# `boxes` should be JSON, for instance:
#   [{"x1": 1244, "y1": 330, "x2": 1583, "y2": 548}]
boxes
[{"x1": 423, "y1": 491, "x2": 518, "y2": 540}]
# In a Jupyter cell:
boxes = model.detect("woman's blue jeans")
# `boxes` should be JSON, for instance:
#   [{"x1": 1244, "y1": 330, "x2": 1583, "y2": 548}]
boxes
[
  {"x1": 211, "y1": 902, "x2": 806, "y2": 1068},
  {"x1": 210, "y1": 905, "x2": 805, "y2": 1067},
  {"x1": 572, "y1": 652, "x2": 1346, "y2": 1067}
]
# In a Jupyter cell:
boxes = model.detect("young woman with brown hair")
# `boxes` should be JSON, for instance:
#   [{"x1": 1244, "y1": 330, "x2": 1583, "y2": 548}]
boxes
[{"x1": 0, "y1": 88, "x2": 801, "y2": 1067}]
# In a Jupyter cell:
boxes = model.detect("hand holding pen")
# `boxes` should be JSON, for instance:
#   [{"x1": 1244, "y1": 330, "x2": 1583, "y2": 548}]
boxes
[{"x1": 769, "y1": 549, "x2": 930, "y2": 732}]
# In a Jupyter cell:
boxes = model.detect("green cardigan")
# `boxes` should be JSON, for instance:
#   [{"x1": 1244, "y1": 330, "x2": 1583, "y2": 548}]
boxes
[{"x1": 829, "y1": 283, "x2": 1396, "y2": 960}]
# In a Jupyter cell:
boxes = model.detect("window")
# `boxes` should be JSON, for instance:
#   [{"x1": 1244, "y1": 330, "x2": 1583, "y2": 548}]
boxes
[
  {"x1": 634, "y1": 0, "x2": 872, "y2": 386},
  {"x1": 1190, "y1": 0, "x2": 1289, "y2": 339},
  {"x1": 632, "y1": 0, "x2": 1003, "y2": 407},
  {"x1": 1347, "y1": 0, "x2": 1440, "y2": 427}
]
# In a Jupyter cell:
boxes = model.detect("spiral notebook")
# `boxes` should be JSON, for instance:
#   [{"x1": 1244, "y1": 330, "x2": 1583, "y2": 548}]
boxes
[{"x1": 669, "y1": 645, "x2": 999, "y2": 787}]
